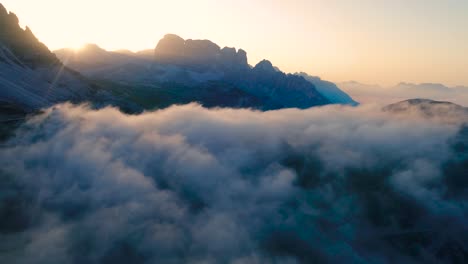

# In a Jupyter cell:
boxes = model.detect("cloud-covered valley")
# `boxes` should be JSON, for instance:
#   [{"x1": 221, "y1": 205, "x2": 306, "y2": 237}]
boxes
[{"x1": 0, "y1": 103, "x2": 467, "y2": 263}]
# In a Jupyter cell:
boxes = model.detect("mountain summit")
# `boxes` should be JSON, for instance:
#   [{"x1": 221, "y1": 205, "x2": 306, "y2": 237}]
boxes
[
  {"x1": 253, "y1": 60, "x2": 276, "y2": 73},
  {"x1": 0, "y1": 4, "x2": 93, "y2": 112},
  {"x1": 154, "y1": 34, "x2": 248, "y2": 70},
  {"x1": 0, "y1": 4, "x2": 58, "y2": 67}
]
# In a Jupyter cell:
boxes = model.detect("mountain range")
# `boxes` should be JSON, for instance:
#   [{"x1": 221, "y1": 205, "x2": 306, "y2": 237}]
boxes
[
  {"x1": 0, "y1": 3, "x2": 359, "y2": 117},
  {"x1": 54, "y1": 34, "x2": 358, "y2": 110},
  {"x1": 6, "y1": 2, "x2": 468, "y2": 118}
]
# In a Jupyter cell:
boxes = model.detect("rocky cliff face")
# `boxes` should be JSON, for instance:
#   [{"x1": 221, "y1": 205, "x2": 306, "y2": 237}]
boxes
[
  {"x1": 154, "y1": 34, "x2": 248, "y2": 70},
  {"x1": 0, "y1": 4, "x2": 58, "y2": 68},
  {"x1": 0, "y1": 4, "x2": 94, "y2": 112}
]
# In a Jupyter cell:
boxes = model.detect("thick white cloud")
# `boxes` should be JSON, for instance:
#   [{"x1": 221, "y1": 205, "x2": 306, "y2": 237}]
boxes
[{"x1": 0, "y1": 103, "x2": 466, "y2": 263}]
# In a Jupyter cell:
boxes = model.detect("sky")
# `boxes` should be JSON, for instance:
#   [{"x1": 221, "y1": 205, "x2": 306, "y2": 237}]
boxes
[{"x1": 2, "y1": 0, "x2": 468, "y2": 86}]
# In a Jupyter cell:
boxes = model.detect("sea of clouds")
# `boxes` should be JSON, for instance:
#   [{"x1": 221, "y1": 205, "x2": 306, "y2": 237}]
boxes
[{"x1": 0, "y1": 103, "x2": 467, "y2": 263}]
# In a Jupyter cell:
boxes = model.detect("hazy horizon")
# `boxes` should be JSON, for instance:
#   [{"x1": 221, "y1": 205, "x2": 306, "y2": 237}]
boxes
[{"x1": 2, "y1": 0, "x2": 468, "y2": 87}]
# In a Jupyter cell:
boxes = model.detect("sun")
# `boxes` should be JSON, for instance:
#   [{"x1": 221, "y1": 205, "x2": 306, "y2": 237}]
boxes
[{"x1": 70, "y1": 44, "x2": 86, "y2": 52}]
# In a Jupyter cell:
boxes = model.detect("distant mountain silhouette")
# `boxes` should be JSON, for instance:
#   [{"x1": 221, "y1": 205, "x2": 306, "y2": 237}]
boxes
[
  {"x1": 55, "y1": 44, "x2": 150, "y2": 74},
  {"x1": 297, "y1": 73, "x2": 358, "y2": 106},
  {"x1": 114, "y1": 49, "x2": 154, "y2": 59},
  {"x1": 54, "y1": 34, "x2": 343, "y2": 110}
]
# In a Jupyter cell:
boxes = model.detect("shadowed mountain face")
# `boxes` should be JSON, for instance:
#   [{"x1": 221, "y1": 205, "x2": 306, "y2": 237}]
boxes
[
  {"x1": 0, "y1": 4, "x2": 57, "y2": 68},
  {"x1": 0, "y1": 4, "x2": 95, "y2": 115}
]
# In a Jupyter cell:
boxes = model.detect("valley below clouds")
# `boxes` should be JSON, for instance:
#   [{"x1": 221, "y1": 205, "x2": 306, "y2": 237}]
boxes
[{"x1": 0, "y1": 103, "x2": 467, "y2": 263}]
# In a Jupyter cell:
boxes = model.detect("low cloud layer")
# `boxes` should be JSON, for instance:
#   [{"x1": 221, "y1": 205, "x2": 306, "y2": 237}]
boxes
[{"x1": 0, "y1": 103, "x2": 467, "y2": 263}]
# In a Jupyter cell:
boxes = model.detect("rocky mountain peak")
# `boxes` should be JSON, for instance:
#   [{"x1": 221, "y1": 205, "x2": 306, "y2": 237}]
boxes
[
  {"x1": 253, "y1": 59, "x2": 275, "y2": 73},
  {"x1": 154, "y1": 34, "x2": 248, "y2": 69},
  {"x1": 0, "y1": 4, "x2": 58, "y2": 67},
  {"x1": 220, "y1": 47, "x2": 248, "y2": 67}
]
